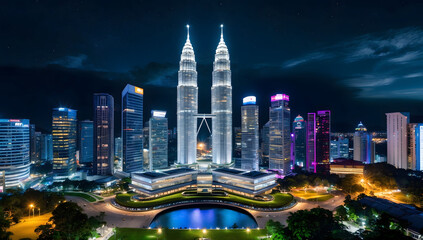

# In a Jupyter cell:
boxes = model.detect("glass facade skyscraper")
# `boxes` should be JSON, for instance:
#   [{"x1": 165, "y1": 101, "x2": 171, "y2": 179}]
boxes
[
  {"x1": 241, "y1": 96, "x2": 259, "y2": 171},
  {"x1": 316, "y1": 110, "x2": 331, "y2": 172},
  {"x1": 306, "y1": 113, "x2": 316, "y2": 172},
  {"x1": 269, "y1": 94, "x2": 291, "y2": 173},
  {"x1": 94, "y1": 93, "x2": 114, "y2": 175},
  {"x1": 212, "y1": 25, "x2": 232, "y2": 165},
  {"x1": 386, "y1": 112, "x2": 409, "y2": 169},
  {"x1": 52, "y1": 108, "x2": 77, "y2": 179},
  {"x1": 122, "y1": 84, "x2": 144, "y2": 173},
  {"x1": 40, "y1": 133, "x2": 53, "y2": 162},
  {"x1": 415, "y1": 124, "x2": 423, "y2": 171},
  {"x1": 261, "y1": 121, "x2": 270, "y2": 168},
  {"x1": 0, "y1": 119, "x2": 30, "y2": 189},
  {"x1": 330, "y1": 137, "x2": 349, "y2": 160},
  {"x1": 79, "y1": 120, "x2": 93, "y2": 164},
  {"x1": 353, "y1": 122, "x2": 372, "y2": 164},
  {"x1": 293, "y1": 115, "x2": 306, "y2": 168},
  {"x1": 149, "y1": 110, "x2": 168, "y2": 170},
  {"x1": 177, "y1": 25, "x2": 198, "y2": 165}
]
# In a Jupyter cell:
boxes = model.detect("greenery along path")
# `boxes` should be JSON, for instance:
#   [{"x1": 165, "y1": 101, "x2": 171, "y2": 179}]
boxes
[
  {"x1": 291, "y1": 190, "x2": 334, "y2": 202},
  {"x1": 64, "y1": 192, "x2": 100, "y2": 202},
  {"x1": 113, "y1": 228, "x2": 268, "y2": 240},
  {"x1": 115, "y1": 191, "x2": 293, "y2": 208}
]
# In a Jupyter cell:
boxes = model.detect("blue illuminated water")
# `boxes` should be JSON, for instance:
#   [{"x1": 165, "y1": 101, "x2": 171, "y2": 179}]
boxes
[{"x1": 149, "y1": 206, "x2": 258, "y2": 229}]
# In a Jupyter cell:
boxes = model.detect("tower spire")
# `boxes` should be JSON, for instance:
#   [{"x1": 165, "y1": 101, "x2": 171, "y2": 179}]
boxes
[{"x1": 186, "y1": 24, "x2": 190, "y2": 42}]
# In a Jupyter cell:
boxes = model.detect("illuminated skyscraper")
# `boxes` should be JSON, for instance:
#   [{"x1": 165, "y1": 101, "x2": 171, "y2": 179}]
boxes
[
  {"x1": 0, "y1": 119, "x2": 30, "y2": 189},
  {"x1": 353, "y1": 122, "x2": 372, "y2": 164},
  {"x1": 212, "y1": 25, "x2": 232, "y2": 165},
  {"x1": 330, "y1": 136, "x2": 349, "y2": 160},
  {"x1": 94, "y1": 93, "x2": 114, "y2": 175},
  {"x1": 293, "y1": 115, "x2": 306, "y2": 168},
  {"x1": 306, "y1": 113, "x2": 316, "y2": 172},
  {"x1": 78, "y1": 120, "x2": 93, "y2": 164},
  {"x1": 149, "y1": 111, "x2": 168, "y2": 170},
  {"x1": 415, "y1": 124, "x2": 423, "y2": 171},
  {"x1": 408, "y1": 123, "x2": 417, "y2": 170},
  {"x1": 241, "y1": 96, "x2": 259, "y2": 171},
  {"x1": 261, "y1": 121, "x2": 270, "y2": 168},
  {"x1": 316, "y1": 110, "x2": 331, "y2": 172},
  {"x1": 269, "y1": 94, "x2": 291, "y2": 173},
  {"x1": 40, "y1": 134, "x2": 53, "y2": 162},
  {"x1": 386, "y1": 112, "x2": 409, "y2": 169},
  {"x1": 52, "y1": 108, "x2": 77, "y2": 179},
  {"x1": 122, "y1": 84, "x2": 144, "y2": 173},
  {"x1": 177, "y1": 25, "x2": 198, "y2": 165}
]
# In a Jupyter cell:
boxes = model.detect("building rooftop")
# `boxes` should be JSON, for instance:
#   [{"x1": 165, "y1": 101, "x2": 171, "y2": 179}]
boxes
[
  {"x1": 133, "y1": 168, "x2": 196, "y2": 179},
  {"x1": 241, "y1": 171, "x2": 268, "y2": 178},
  {"x1": 213, "y1": 168, "x2": 273, "y2": 179}
]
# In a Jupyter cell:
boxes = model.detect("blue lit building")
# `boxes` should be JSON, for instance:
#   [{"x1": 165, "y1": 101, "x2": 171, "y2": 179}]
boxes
[
  {"x1": 94, "y1": 93, "x2": 114, "y2": 175},
  {"x1": 293, "y1": 115, "x2": 306, "y2": 168},
  {"x1": 122, "y1": 84, "x2": 144, "y2": 173},
  {"x1": 149, "y1": 111, "x2": 168, "y2": 170},
  {"x1": 40, "y1": 133, "x2": 53, "y2": 162},
  {"x1": 0, "y1": 119, "x2": 30, "y2": 190},
  {"x1": 330, "y1": 137, "x2": 349, "y2": 160},
  {"x1": 241, "y1": 96, "x2": 259, "y2": 171},
  {"x1": 52, "y1": 108, "x2": 77, "y2": 179},
  {"x1": 415, "y1": 124, "x2": 423, "y2": 171},
  {"x1": 79, "y1": 120, "x2": 93, "y2": 164}
]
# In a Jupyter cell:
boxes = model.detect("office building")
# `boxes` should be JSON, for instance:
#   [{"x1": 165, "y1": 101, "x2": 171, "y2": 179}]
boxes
[
  {"x1": 240, "y1": 96, "x2": 259, "y2": 171},
  {"x1": 415, "y1": 124, "x2": 423, "y2": 171},
  {"x1": 40, "y1": 134, "x2": 53, "y2": 162},
  {"x1": 149, "y1": 110, "x2": 168, "y2": 170},
  {"x1": 330, "y1": 137, "x2": 349, "y2": 160},
  {"x1": 122, "y1": 84, "x2": 144, "y2": 173},
  {"x1": 269, "y1": 94, "x2": 291, "y2": 174},
  {"x1": 115, "y1": 137, "x2": 122, "y2": 160},
  {"x1": 212, "y1": 25, "x2": 232, "y2": 165},
  {"x1": 234, "y1": 127, "x2": 242, "y2": 158},
  {"x1": 177, "y1": 25, "x2": 198, "y2": 165},
  {"x1": 0, "y1": 119, "x2": 30, "y2": 189},
  {"x1": 316, "y1": 110, "x2": 331, "y2": 172},
  {"x1": 386, "y1": 112, "x2": 409, "y2": 169},
  {"x1": 78, "y1": 120, "x2": 93, "y2": 164},
  {"x1": 52, "y1": 108, "x2": 77, "y2": 179},
  {"x1": 293, "y1": 115, "x2": 306, "y2": 168},
  {"x1": 93, "y1": 93, "x2": 114, "y2": 175},
  {"x1": 353, "y1": 122, "x2": 373, "y2": 164},
  {"x1": 306, "y1": 113, "x2": 316, "y2": 172},
  {"x1": 261, "y1": 121, "x2": 270, "y2": 168}
]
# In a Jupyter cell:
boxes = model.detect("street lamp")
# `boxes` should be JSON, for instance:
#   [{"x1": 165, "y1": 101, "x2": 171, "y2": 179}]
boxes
[
  {"x1": 29, "y1": 204, "x2": 34, "y2": 218},
  {"x1": 157, "y1": 228, "x2": 162, "y2": 240},
  {"x1": 202, "y1": 229, "x2": 207, "y2": 238}
]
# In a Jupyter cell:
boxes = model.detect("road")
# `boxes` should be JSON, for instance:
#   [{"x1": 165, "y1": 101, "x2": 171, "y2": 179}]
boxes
[
  {"x1": 66, "y1": 192, "x2": 346, "y2": 229},
  {"x1": 9, "y1": 213, "x2": 52, "y2": 240}
]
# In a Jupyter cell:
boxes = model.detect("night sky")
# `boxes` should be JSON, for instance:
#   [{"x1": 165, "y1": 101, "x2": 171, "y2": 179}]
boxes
[{"x1": 2, "y1": 1, "x2": 423, "y2": 137}]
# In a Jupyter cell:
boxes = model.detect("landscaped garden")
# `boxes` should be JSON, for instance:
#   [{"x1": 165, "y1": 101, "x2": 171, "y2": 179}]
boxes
[
  {"x1": 64, "y1": 192, "x2": 97, "y2": 202},
  {"x1": 291, "y1": 189, "x2": 334, "y2": 201},
  {"x1": 115, "y1": 191, "x2": 293, "y2": 208},
  {"x1": 113, "y1": 228, "x2": 268, "y2": 240}
]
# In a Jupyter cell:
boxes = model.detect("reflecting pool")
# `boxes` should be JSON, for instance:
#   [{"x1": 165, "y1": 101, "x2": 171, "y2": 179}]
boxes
[{"x1": 149, "y1": 205, "x2": 258, "y2": 229}]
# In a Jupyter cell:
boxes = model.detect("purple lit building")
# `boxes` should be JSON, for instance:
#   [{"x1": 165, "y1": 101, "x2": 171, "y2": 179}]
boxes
[
  {"x1": 316, "y1": 110, "x2": 331, "y2": 173},
  {"x1": 293, "y1": 115, "x2": 306, "y2": 169},
  {"x1": 306, "y1": 113, "x2": 316, "y2": 172}
]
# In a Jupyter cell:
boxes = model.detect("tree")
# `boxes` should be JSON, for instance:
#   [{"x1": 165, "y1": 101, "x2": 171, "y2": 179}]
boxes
[
  {"x1": 36, "y1": 202, "x2": 105, "y2": 240},
  {"x1": 0, "y1": 208, "x2": 13, "y2": 240}
]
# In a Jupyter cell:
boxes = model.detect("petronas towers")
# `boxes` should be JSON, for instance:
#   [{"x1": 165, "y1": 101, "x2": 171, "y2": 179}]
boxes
[{"x1": 177, "y1": 25, "x2": 232, "y2": 165}]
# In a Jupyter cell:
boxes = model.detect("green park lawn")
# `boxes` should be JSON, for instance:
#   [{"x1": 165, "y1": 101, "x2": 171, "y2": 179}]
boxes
[
  {"x1": 115, "y1": 191, "x2": 293, "y2": 208},
  {"x1": 64, "y1": 192, "x2": 97, "y2": 202},
  {"x1": 113, "y1": 228, "x2": 268, "y2": 240},
  {"x1": 291, "y1": 190, "x2": 334, "y2": 202}
]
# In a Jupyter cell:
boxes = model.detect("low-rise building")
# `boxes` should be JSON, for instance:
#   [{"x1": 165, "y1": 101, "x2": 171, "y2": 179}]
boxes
[
  {"x1": 329, "y1": 158, "x2": 364, "y2": 177},
  {"x1": 212, "y1": 168, "x2": 277, "y2": 197}
]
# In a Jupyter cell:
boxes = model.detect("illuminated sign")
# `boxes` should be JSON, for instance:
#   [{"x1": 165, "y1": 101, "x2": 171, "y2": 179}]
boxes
[
  {"x1": 152, "y1": 110, "x2": 166, "y2": 118},
  {"x1": 58, "y1": 108, "x2": 66, "y2": 111},
  {"x1": 14, "y1": 122, "x2": 23, "y2": 127},
  {"x1": 135, "y1": 87, "x2": 144, "y2": 95},
  {"x1": 9, "y1": 119, "x2": 20, "y2": 123},
  {"x1": 271, "y1": 94, "x2": 289, "y2": 102},
  {"x1": 243, "y1": 96, "x2": 256, "y2": 105}
]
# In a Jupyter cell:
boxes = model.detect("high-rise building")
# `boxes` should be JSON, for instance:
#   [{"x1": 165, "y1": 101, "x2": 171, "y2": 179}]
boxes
[
  {"x1": 93, "y1": 93, "x2": 114, "y2": 175},
  {"x1": 233, "y1": 127, "x2": 242, "y2": 158},
  {"x1": 52, "y1": 108, "x2": 77, "y2": 179},
  {"x1": 241, "y1": 96, "x2": 259, "y2": 171},
  {"x1": 0, "y1": 119, "x2": 30, "y2": 190},
  {"x1": 149, "y1": 110, "x2": 168, "y2": 170},
  {"x1": 40, "y1": 134, "x2": 53, "y2": 162},
  {"x1": 316, "y1": 110, "x2": 331, "y2": 172},
  {"x1": 269, "y1": 94, "x2": 291, "y2": 173},
  {"x1": 330, "y1": 137, "x2": 349, "y2": 160},
  {"x1": 293, "y1": 115, "x2": 306, "y2": 168},
  {"x1": 122, "y1": 84, "x2": 144, "y2": 173},
  {"x1": 306, "y1": 113, "x2": 316, "y2": 172},
  {"x1": 78, "y1": 120, "x2": 93, "y2": 165},
  {"x1": 29, "y1": 124, "x2": 38, "y2": 162},
  {"x1": 415, "y1": 124, "x2": 423, "y2": 171},
  {"x1": 408, "y1": 123, "x2": 417, "y2": 170},
  {"x1": 353, "y1": 122, "x2": 373, "y2": 164},
  {"x1": 34, "y1": 131, "x2": 42, "y2": 163},
  {"x1": 260, "y1": 121, "x2": 270, "y2": 169},
  {"x1": 143, "y1": 123, "x2": 149, "y2": 149},
  {"x1": 212, "y1": 25, "x2": 232, "y2": 165},
  {"x1": 115, "y1": 137, "x2": 122, "y2": 160},
  {"x1": 386, "y1": 112, "x2": 409, "y2": 169},
  {"x1": 177, "y1": 25, "x2": 198, "y2": 165}
]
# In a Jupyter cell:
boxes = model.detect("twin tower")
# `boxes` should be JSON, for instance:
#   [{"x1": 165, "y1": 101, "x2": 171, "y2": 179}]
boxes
[{"x1": 177, "y1": 25, "x2": 232, "y2": 165}]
